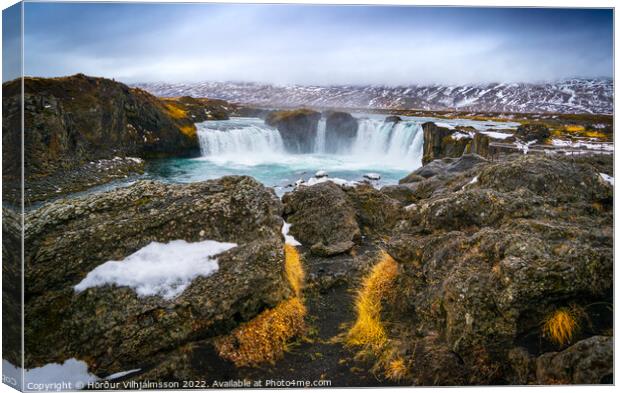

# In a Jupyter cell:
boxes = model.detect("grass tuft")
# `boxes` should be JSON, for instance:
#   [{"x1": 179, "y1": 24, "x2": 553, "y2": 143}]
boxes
[
  {"x1": 179, "y1": 125, "x2": 197, "y2": 138},
  {"x1": 347, "y1": 251, "x2": 399, "y2": 350},
  {"x1": 215, "y1": 244, "x2": 307, "y2": 367},
  {"x1": 215, "y1": 297, "x2": 307, "y2": 367},
  {"x1": 385, "y1": 357, "x2": 408, "y2": 381},
  {"x1": 542, "y1": 308, "x2": 580, "y2": 346},
  {"x1": 285, "y1": 243, "x2": 305, "y2": 297},
  {"x1": 164, "y1": 102, "x2": 188, "y2": 119}
]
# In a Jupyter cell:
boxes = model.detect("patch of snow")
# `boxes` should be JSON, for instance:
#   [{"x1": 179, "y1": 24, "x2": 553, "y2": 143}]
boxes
[
  {"x1": 104, "y1": 368, "x2": 141, "y2": 381},
  {"x1": 461, "y1": 176, "x2": 479, "y2": 191},
  {"x1": 405, "y1": 203, "x2": 417, "y2": 211},
  {"x1": 599, "y1": 173, "x2": 614, "y2": 186},
  {"x1": 74, "y1": 239, "x2": 237, "y2": 300},
  {"x1": 451, "y1": 131, "x2": 472, "y2": 140},
  {"x1": 306, "y1": 176, "x2": 358, "y2": 187},
  {"x1": 480, "y1": 131, "x2": 513, "y2": 140},
  {"x1": 551, "y1": 139, "x2": 614, "y2": 152},
  {"x1": 3, "y1": 358, "x2": 98, "y2": 391},
  {"x1": 435, "y1": 122, "x2": 456, "y2": 129},
  {"x1": 281, "y1": 222, "x2": 301, "y2": 246},
  {"x1": 515, "y1": 140, "x2": 536, "y2": 155}
]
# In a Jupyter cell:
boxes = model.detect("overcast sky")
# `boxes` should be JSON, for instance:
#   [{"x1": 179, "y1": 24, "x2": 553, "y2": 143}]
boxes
[{"x1": 11, "y1": 3, "x2": 615, "y2": 85}]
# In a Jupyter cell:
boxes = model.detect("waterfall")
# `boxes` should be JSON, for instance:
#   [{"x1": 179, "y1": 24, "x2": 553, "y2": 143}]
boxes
[
  {"x1": 195, "y1": 116, "x2": 424, "y2": 170},
  {"x1": 350, "y1": 119, "x2": 424, "y2": 168},
  {"x1": 314, "y1": 119, "x2": 327, "y2": 154},
  {"x1": 197, "y1": 118, "x2": 285, "y2": 157}
]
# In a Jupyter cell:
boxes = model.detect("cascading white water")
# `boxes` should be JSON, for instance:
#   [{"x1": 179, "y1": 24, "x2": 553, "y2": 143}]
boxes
[
  {"x1": 195, "y1": 115, "x2": 424, "y2": 170},
  {"x1": 197, "y1": 118, "x2": 285, "y2": 157},
  {"x1": 314, "y1": 119, "x2": 327, "y2": 154},
  {"x1": 349, "y1": 119, "x2": 424, "y2": 168}
]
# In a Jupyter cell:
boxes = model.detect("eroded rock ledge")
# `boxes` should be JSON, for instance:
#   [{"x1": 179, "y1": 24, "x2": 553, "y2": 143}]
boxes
[{"x1": 24, "y1": 176, "x2": 291, "y2": 377}]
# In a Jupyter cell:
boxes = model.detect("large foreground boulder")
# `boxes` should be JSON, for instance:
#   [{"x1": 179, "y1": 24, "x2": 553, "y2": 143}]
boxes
[
  {"x1": 536, "y1": 336, "x2": 613, "y2": 384},
  {"x1": 265, "y1": 109, "x2": 321, "y2": 153},
  {"x1": 282, "y1": 182, "x2": 360, "y2": 256},
  {"x1": 24, "y1": 176, "x2": 291, "y2": 376},
  {"x1": 379, "y1": 155, "x2": 613, "y2": 385}
]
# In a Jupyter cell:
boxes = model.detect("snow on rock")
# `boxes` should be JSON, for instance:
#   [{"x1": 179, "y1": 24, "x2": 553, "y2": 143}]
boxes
[
  {"x1": 314, "y1": 170, "x2": 328, "y2": 178},
  {"x1": 480, "y1": 131, "x2": 513, "y2": 140},
  {"x1": 405, "y1": 203, "x2": 418, "y2": 211},
  {"x1": 451, "y1": 131, "x2": 472, "y2": 140},
  {"x1": 306, "y1": 176, "x2": 358, "y2": 187},
  {"x1": 552, "y1": 139, "x2": 614, "y2": 151},
  {"x1": 3, "y1": 358, "x2": 99, "y2": 391},
  {"x1": 461, "y1": 176, "x2": 479, "y2": 190},
  {"x1": 74, "y1": 239, "x2": 237, "y2": 300},
  {"x1": 515, "y1": 140, "x2": 536, "y2": 155},
  {"x1": 281, "y1": 221, "x2": 301, "y2": 246},
  {"x1": 435, "y1": 122, "x2": 456, "y2": 130},
  {"x1": 104, "y1": 368, "x2": 141, "y2": 381},
  {"x1": 599, "y1": 173, "x2": 614, "y2": 186}
]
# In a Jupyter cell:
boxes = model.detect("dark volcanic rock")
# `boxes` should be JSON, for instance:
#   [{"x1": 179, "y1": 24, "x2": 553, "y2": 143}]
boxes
[
  {"x1": 310, "y1": 240, "x2": 356, "y2": 257},
  {"x1": 324, "y1": 111, "x2": 359, "y2": 153},
  {"x1": 422, "y1": 122, "x2": 471, "y2": 165},
  {"x1": 265, "y1": 109, "x2": 321, "y2": 153},
  {"x1": 3, "y1": 74, "x2": 233, "y2": 201},
  {"x1": 467, "y1": 133, "x2": 490, "y2": 158},
  {"x1": 515, "y1": 123, "x2": 550, "y2": 142},
  {"x1": 24, "y1": 176, "x2": 291, "y2": 376},
  {"x1": 3, "y1": 75, "x2": 201, "y2": 179},
  {"x1": 2, "y1": 208, "x2": 22, "y2": 366},
  {"x1": 282, "y1": 182, "x2": 360, "y2": 256},
  {"x1": 344, "y1": 184, "x2": 404, "y2": 236},
  {"x1": 24, "y1": 156, "x2": 145, "y2": 204},
  {"x1": 445, "y1": 153, "x2": 488, "y2": 173},
  {"x1": 381, "y1": 154, "x2": 613, "y2": 385},
  {"x1": 385, "y1": 115, "x2": 402, "y2": 123},
  {"x1": 536, "y1": 336, "x2": 613, "y2": 384}
]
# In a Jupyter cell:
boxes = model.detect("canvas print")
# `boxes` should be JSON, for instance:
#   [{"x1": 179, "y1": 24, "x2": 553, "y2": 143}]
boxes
[{"x1": 2, "y1": 2, "x2": 614, "y2": 390}]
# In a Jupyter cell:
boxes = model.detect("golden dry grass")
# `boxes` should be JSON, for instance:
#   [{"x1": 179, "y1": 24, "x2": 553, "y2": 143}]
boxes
[
  {"x1": 179, "y1": 125, "x2": 197, "y2": 138},
  {"x1": 347, "y1": 251, "x2": 399, "y2": 350},
  {"x1": 215, "y1": 244, "x2": 307, "y2": 367},
  {"x1": 565, "y1": 124, "x2": 586, "y2": 133},
  {"x1": 285, "y1": 243, "x2": 304, "y2": 297},
  {"x1": 164, "y1": 102, "x2": 188, "y2": 119},
  {"x1": 385, "y1": 357, "x2": 408, "y2": 381},
  {"x1": 215, "y1": 297, "x2": 307, "y2": 367},
  {"x1": 543, "y1": 308, "x2": 579, "y2": 346}
]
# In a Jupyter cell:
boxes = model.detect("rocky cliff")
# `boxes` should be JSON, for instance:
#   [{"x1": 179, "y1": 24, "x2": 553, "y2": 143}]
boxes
[
  {"x1": 2, "y1": 74, "x2": 232, "y2": 202},
  {"x1": 265, "y1": 109, "x2": 321, "y2": 153}
]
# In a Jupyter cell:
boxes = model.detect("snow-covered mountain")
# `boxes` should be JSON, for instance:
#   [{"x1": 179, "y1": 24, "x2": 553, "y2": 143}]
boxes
[{"x1": 133, "y1": 78, "x2": 613, "y2": 114}]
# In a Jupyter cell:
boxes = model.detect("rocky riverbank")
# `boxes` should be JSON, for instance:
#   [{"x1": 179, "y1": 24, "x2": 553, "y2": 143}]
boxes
[
  {"x1": 4, "y1": 74, "x2": 613, "y2": 387},
  {"x1": 13, "y1": 151, "x2": 612, "y2": 386},
  {"x1": 2, "y1": 74, "x2": 235, "y2": 203}
]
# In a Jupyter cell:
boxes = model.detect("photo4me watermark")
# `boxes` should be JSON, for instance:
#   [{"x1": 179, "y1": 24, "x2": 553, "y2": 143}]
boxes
[{"x1": 16, "y1": 378, "x2": 332, "y2": 391}]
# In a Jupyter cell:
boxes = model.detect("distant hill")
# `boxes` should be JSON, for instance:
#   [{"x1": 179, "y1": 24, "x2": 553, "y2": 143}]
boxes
[{"x1": 133, "y1": 78, "x2": 613, "y2": 114}]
